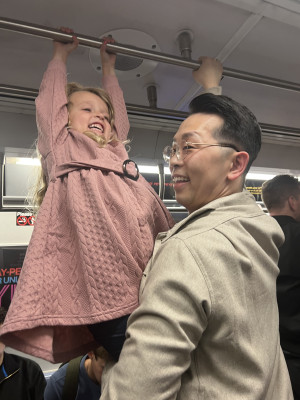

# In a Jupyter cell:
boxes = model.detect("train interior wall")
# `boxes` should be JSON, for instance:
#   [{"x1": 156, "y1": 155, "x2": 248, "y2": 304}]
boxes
[{"x1": 1, "y1": 0, "x2": 300, "y2": 378}]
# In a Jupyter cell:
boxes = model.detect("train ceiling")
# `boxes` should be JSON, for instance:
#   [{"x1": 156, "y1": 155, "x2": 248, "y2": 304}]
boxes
[{"x1": 1, "y1": 0, "x2": 300, "y2": 139}]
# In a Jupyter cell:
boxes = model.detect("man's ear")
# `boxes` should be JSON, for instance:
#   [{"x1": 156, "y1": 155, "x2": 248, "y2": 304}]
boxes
[
  {"x1": 227, "y1": 151, "x2": 249, "y2": 181},
  {"x1": 87, "y1": 351, "x2": 94, "y2": 360},
  {"x1": 287, "y1": 195, "x2": 298, "y2": 212}
]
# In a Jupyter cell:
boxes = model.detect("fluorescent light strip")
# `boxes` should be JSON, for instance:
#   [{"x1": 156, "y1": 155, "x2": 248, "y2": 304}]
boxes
[
  {"x1": 11, "y1": 160, "x2": 299, "y2": 182},
  {"x1": 138, "y1": 165, "x2": 158, "y2": 174},
  {"x1": 15, "y1": 158, "x2": 41, "y2": 166},
  {"x1": 138, "y1": 165, "x2": 171, "y2": 175},
  {"x1": 245, "y1": 173, "x2": 275, "y2": 180},
  {"x1": 139, "y1": 168, "x2": 277, "y2": 180}
]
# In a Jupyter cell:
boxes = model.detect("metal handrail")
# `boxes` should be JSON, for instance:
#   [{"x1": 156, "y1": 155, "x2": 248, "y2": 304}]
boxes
[
  {"x1": 1, "y1": 83, "x2": 300, "y2": 138},
  {"x1": 1, "y1": 16, "x2": 300, "y2": 92}
]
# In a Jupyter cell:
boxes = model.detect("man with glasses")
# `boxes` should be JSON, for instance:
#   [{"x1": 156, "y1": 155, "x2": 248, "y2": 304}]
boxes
[{"x1": 101, "y1": 67, "x2": 293, "y2": 399}]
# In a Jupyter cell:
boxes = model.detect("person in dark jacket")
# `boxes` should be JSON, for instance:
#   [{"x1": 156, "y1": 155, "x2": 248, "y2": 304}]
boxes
[
  {"x1": 0, "y1": 307, "x2": 46, "y2": 399},
  {"x1": 262, "y1": 174, "x2": 300, "y2": 400},
  {"x1": 44, "y1": 346, "x2": 108, "y2": 400}
]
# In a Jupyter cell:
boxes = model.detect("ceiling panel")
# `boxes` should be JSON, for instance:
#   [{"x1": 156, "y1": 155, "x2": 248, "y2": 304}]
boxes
[
  {"x1": 225, "y1": 17, "x2": 300, "y2": 82},
  {"x1": 1, "y1": 0, "x2": 300, "y2": 136}
]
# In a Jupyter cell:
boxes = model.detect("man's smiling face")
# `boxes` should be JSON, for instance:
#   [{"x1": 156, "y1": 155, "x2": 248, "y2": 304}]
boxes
[{"x1": 170, "y1": 113, "x2": 236, "y2": 213}]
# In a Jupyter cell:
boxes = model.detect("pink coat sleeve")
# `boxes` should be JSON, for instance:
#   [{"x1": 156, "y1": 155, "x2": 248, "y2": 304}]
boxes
[
  {"x1": 102, "y1": 75, "x2": 130, "y2": 142},
  {"x1": 35, "y1": 59, "x2": 69, "y2": 159}
]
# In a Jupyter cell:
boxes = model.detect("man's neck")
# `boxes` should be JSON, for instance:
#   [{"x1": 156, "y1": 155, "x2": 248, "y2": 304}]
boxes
[
  {"x1": 272, "y1": 214, "x2": 296, "y2": 221},
  {"x1": 84, "y1": 358, "x2": 98, "y2": 384},
  {"x1": 270, "y1": 211, "x2": 294, "y2": 219}
]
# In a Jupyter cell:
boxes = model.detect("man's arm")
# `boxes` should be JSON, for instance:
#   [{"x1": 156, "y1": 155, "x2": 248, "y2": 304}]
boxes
[
  {"x1": 192, "y1": 56, "x2": 223, "y2": 94},
  {"x1": 101, "y1": 238, "x2": 212, "y2": 400}
]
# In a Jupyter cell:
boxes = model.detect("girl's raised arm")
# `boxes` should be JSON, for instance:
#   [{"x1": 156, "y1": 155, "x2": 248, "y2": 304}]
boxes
[
  {"x1": 101, "y1": 37, "x2": 130, "y2": 142},
  {"x1": 36, "y1": 28, "x2": 79, "y2": 158}
]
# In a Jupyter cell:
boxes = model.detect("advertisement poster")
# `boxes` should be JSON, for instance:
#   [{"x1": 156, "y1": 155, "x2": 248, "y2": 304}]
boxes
[
  {"x1": 245, "y1": 179, "x2": 265, "y2": 203},
  {"x1": 0, "y1": 247, "x2": 26, "y2": 310}
]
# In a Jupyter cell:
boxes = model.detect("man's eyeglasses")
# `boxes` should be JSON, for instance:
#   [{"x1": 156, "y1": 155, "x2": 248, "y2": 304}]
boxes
[{"x1": 163, "y1": 141, "x2": 239, "y2": 162}]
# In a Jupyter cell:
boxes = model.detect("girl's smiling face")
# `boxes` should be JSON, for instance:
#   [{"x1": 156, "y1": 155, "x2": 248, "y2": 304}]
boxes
[{"x1": 68, "y1": 91, "x2": 112, "y2": 140}]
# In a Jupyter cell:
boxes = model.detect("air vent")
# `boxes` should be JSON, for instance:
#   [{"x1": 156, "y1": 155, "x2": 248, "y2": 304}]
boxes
[
  {"x1": 114, "y1": 54, "x2": 143, "y2": 71},
  {"x1": 89, "y1": 29, "x2": 160, "y2": 80}
]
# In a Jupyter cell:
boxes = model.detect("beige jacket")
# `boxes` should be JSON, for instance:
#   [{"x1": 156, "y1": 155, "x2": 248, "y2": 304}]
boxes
[{"x1": 102, "y1": 190, "x2": 293, "y2": 399}]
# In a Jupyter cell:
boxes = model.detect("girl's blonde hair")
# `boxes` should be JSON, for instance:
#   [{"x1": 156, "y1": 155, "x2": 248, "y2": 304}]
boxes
[
  {"x1": 31, "y1": 82, "x2": 124, "y2": 211},
  {"x1": 31, "y1": 156, "x2": 48, "y2": 212}
]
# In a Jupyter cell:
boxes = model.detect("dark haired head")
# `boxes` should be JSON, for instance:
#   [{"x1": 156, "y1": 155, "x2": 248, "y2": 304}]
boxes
[
  {"x1": 262, "y1": 174, "x2": 300, "y2": 211},
  {"x1": 93, "y1": 346, "x2": 107, "y2": 359},
  {"x1": 189, "y1": 94, "x2": 261, "y2": 174},
  {"x1": 0, "y1": 307, "x2": 7, "y2": 325}
]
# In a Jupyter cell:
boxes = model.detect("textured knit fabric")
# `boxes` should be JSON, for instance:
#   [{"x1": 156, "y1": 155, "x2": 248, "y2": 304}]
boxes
[
  {"x1": 101, "y1": 191, "x2": 293, "y2": 400},
  {"x1": 44, "y1": 354, "x2": 101, "y2": 400},
  {"x1": 0, "y1": 351, "x2": 46, "y2": 400},
  {"x1": 0, "y1": 59, "x2": 174, "y2": 363}
]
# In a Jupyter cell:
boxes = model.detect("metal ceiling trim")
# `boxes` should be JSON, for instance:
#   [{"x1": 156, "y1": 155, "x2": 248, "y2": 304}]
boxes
[{"x1": 1, "y1": 83, "x2": 300, "y2": 145}]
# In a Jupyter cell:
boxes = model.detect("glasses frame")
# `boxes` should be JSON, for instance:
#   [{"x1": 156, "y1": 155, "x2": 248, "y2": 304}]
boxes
[{"x1": 163, "y1": 141, "x2": 240, "y2": 162}]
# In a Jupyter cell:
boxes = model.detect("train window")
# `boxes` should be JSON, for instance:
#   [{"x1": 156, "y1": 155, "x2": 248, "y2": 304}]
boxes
[{"x1": 1, "y1": 148, "x2": 39, "y2": 210}]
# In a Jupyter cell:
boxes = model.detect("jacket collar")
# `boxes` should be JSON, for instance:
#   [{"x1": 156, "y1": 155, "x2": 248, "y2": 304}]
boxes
[{"x1": 158, "y1": 190, "x2": 257, "y2": 242}]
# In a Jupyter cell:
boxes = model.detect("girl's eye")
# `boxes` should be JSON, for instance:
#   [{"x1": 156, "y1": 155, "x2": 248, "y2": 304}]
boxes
[{"x1": 83, "y1": 108, "x2": 91, "y2": 112}]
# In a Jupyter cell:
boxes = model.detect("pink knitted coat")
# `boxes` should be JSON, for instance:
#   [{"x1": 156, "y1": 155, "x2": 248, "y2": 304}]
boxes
[{"x1": 0, "y1": 60, "x2": 174, "y2": 362}]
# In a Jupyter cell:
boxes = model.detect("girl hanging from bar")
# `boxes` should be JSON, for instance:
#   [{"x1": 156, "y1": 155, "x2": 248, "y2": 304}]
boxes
[{"x1": 0, "y1": 27, "x2": 174, "y2": 363}]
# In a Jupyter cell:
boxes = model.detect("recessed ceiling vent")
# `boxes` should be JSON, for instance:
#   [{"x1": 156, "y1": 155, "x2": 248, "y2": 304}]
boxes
[{"x1": 89, "y1": 29, "x2": 160, "y2": 80}]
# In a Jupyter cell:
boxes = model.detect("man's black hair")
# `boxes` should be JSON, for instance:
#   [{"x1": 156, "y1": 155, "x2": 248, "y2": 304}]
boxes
[{"x1": 189, "y1": 93, "x2": 261, "y2": 174}]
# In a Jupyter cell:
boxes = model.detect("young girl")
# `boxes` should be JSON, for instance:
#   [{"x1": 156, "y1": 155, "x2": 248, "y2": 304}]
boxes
[{"x1": 0, "y1": 28, "x2": 174, "y2": 363}]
